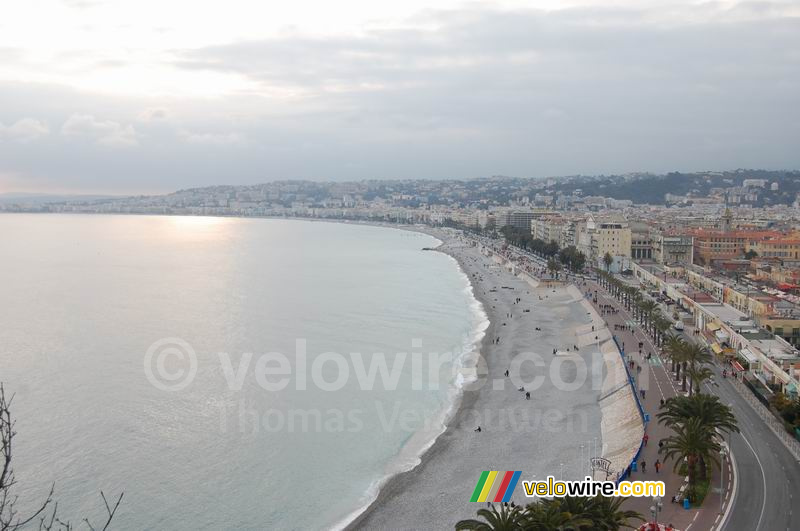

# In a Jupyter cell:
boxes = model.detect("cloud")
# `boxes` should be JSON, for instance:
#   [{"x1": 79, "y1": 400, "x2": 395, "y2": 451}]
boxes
[
  {"x1": 179, "y1": 130, "x2": 245, "y2": 146},
  {"x1": 171, "y1": 3, "x2": 800, "y2": 141},
  {"x1": 61, "y1": 113, "x2": 139, "y2": 147},
  {"x1": 1, "y1": 2, "x2": 799, "y2": 193},
  {"x1": 137, "y1": 107, "x2": 169, "y2": 122},
  {"x1": 61, "y1": 0, "x2": 103, "y2": 8},
  {"x1": 0, "y1": 118, "x2": 50, "y2": 142}
]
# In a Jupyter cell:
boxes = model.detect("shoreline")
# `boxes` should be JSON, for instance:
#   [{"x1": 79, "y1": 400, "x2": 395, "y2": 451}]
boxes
[
  {"x1": 332, "y1": 230, "x2": 491, "y2": 531},
  {"x1": 346, "y1": 232, "x2": 611, "y2": 529}
]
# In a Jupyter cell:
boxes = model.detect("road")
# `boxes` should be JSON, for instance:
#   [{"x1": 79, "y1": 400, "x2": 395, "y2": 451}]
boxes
[
  {"x1": 590, "y1": 275, "x2": 800, "y2": 531},
  {"x1": 616, "y1": 279, "x2": 800, "y2": 531},
  {"x1": 704, "y1": 362, "x2": 800, "y2": 531}
]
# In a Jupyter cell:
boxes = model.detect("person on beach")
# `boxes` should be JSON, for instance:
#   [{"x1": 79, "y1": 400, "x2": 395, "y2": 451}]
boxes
[
  {"x1": 474, "y1": 426, "x2": 481, "y2": 432},
  {"x1": 525, "y1": 392, "x2": 530, "y2": 400}
]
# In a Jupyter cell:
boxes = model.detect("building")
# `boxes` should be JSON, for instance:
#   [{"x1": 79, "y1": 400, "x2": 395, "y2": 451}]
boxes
[
  {"x1": 497, "y1": 209, "x2": 554, "y2": 230},
  {"x1": 747, "y1": 238, "x2": 800, "y2": 260},
  {"x1": 630, "y1": 222, "x2": 653, "y2": 260},
  {"x1": 592, "y1": 220, "x2": 632, "y2": 261},
  {"x1": 692, "y1": 229, "x2": 782, "y2": 265},
  {"x1": 531, "y1": 215, "x2": 565, "y2": 244},
  {"x1": 654, "y1": 233, "x2": 694, "y2": 265},
  {"x1": 576, "y1": 216, "x2": 631, "y2": 270}
]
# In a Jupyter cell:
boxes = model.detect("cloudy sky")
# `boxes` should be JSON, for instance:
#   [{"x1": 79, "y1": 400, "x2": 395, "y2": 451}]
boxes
[{"x1": 1, "y1": 0, "x2": 798, "y2": 194}]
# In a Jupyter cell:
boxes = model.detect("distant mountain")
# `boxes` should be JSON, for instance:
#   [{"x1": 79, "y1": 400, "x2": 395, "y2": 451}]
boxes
[{"x1": 542, "y1": 170, "x2": 800, "y2": 205}]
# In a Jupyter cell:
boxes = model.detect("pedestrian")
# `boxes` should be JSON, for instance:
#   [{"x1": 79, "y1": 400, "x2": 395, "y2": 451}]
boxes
[
  {"x1": 643, "y1": 433, "x2": 649, "y2": 446},
  {"x1": 640, "y1": 460, "x2": 646, "y2": 473},
  {"x1": 655, "y1": 460, "x2": 661, "y2": 474}
]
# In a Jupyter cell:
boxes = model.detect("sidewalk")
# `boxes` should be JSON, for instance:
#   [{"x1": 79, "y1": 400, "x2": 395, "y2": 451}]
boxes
[{"x1": 585, "y1": 279, "x2": 732, "y2": 531}]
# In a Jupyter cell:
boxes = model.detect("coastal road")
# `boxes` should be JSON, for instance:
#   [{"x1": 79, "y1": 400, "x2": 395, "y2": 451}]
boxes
[
  {"x1": 701, "y1": 360, "x2": 800, "y2": 531},
  {"x1": 593, "y1": 276, "x2": 800, "y2": 531}
]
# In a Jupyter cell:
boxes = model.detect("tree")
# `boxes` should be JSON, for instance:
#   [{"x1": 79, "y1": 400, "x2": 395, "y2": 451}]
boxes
[
  {"x1": 663, "y1": 334, "x2": 687, "y2": 378},
  {"x1": 637, "y1": 300, "x2": 658, "y2": 335},
  {"x1": 456, "y1": 496, "x2": 642, "y2": 531},
  {"x1": 658, "y1": 394, "x2": 739, "y2": 436},
  {"x1": 682, "y1": 344, "x2": 713, "y2": 394},
  {"x1": 0, "y1": 384, "x2": 122, "y2": 531},
  {"x1": 558, "y1": 246, "x2": 586, "y2": 273},
  {"x1": 686, "y1": 365, "x2": 714, "y2": 396},
  {"x1": 603, "y1": 252, "x2": 614, "y2": 272},
  {"x1": 653, "y1": 315, "x2": 672, "y2": 348},
  {"x1": 547, "y1": 258, "x2": 560, "y2": 278},
  {"x1": 660, "y1": 417, "x2": 722, "y2": 487},
  {"x1": 456, "y1": 503, "x2": 528, "y2": 531}
]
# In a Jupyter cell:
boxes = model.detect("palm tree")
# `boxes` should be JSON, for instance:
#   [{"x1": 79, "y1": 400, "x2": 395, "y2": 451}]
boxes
[
  {"x1": 456, "y1": 503, "x2": 528, "y2": 530},
  {"x1": 622, "y1": 287, "x2": 636, "y2": 312},
  {"x1": 584, "y1": 496, "x2": 643, "y2": 530},
  {"x1": 526, "y1": 499, "x2": 588, "y2": 530},
  {"x1": 603, "y1": 252, "x2": 614, "y2": 272},
  {"x1": 637, "y1": 299, "x2": 658, "y2": 335},
  {"x1": 682, "y1": 344, "x2": 713, "y2": 394},
  {"x1": 658, "y1": 394, "x2": 739, "y2": 435},
  {"x1": 686, "y1": 364, "x2": 714, "y2": 396},
  {"x1": 456, "y1": 497, "x2": 643, "y2": 531},
  {"x1": 660, "y1": 417, "x2": 722, "y2": 487},
  {"x1": 663, "y1": 334, "x2": 686, "y2": 378},
  {"x1": 653, "y1": 315, "x2": 671, "y2": 348},
  {"x1": 547, "y1": 258, "x2": 560, "y2": 279}
]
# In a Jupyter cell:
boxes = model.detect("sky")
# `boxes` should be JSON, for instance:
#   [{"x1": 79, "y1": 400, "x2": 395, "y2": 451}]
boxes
[{"x1": 0, "y1": 0, "x2": 798, "y2": 195}]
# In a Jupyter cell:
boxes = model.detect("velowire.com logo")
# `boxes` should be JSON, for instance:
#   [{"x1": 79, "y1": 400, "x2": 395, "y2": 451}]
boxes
[{"x1": 470, "y1": 471, "x2": 522, "y2": 503}]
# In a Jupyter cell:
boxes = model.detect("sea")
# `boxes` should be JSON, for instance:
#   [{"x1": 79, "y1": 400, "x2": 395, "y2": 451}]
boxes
[{"x1": 0, "y1": 214, "x2": 488, "y2": 529}]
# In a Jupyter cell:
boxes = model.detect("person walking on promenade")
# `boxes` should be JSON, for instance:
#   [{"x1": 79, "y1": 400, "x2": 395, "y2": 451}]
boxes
[
  {"x1": 640, "y1": 460, "x2": 646, "y2": 473},
  {"x1": 643, "y1": 433, "x2": 649, "y2": 446},
  {"x1": 655, "y1": 460, "x2": 661, "y2": 474}
]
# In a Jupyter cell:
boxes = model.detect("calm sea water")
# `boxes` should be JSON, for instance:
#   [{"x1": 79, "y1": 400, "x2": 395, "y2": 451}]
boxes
[{"x1": 0, "y1": 214, "x2": 485, "y2": 530}]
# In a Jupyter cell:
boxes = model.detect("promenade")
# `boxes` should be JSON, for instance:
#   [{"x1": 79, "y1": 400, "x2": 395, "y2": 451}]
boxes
[{"x1": 585, "y1": 277, "x2": 732, "y2": 531}]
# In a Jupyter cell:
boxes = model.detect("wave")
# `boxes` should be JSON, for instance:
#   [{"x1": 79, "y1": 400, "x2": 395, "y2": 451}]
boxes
[{"x1": 331, "y1": 245, "x2": 489, "y2": 531}]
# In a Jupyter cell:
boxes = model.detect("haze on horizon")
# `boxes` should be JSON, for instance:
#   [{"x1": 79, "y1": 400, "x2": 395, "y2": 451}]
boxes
[{"x1": 1, "y1": 0, "x2": 798, "y2": 195}]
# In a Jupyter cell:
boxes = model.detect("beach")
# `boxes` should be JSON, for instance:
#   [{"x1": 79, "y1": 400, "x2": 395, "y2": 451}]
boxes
[{"x1": 348, "y1": 232, "x2": 634, "y2": 530}]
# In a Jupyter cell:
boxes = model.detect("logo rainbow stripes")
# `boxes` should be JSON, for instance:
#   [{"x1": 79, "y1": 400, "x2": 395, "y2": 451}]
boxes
[{"x1": 470, "y1": 471, "x2": 521, "y2": 503}]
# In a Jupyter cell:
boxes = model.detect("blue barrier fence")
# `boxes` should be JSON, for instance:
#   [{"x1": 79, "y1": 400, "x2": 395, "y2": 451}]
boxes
[{"x1": 612, "y1": 334, "x2": 647, "y2": 484}]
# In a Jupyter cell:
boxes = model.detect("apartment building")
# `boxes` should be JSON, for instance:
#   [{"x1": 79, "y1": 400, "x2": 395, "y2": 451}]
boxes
[
  {"x1": 748, "y1": 238, "x2": 800, "y2": 260},
  {"x1": 692, "y1": 229, "x2": 782, "y2": 265}
]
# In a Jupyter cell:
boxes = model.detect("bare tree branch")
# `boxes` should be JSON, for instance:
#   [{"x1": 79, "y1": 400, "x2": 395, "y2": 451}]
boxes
[{"x1": 0, "y1": 383, "x2": 123, "y2": 531}]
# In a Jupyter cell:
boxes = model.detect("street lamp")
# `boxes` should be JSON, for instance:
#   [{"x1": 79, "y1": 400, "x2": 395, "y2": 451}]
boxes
[{"x1": 650, "y1": 495, "x2": 663, "y2": 527}]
